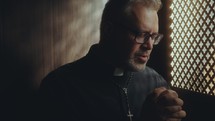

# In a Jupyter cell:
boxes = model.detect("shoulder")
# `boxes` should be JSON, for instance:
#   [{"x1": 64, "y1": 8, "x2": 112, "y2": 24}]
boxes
[
  {"x1": 137, "y1": 66, "x2": 162, "y2": 77},
  {"x1": 143, "y1": 66, "x2": 161, "y2": 76},
  {"x1": 135, "y1": 66, "x2": 168, "y2": 88},
  {"x1": 39, "y1": 57, "x2": 87, "y2": 88},
  {"x1": 43, "y1": 62, "x2": 77, "y2": 81}
]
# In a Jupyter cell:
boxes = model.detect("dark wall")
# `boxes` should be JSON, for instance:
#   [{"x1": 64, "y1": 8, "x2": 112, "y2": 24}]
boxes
[
  {"x1": 173, "y1": 87, "x2": 215, "y2": 121},
  {"x1": 0, "y1": 0, "x2": 105, "y2": 120}
]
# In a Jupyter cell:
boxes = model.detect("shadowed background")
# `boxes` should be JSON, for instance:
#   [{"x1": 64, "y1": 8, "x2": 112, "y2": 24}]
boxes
[
  {"x1": 1, "y1": 0, "x2": 106, "y2": 90},
  {"x1": 0, "y1": 0, "x2": 106, "y2": 120}
]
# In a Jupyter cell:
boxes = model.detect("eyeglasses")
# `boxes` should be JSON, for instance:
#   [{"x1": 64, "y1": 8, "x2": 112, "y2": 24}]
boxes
[
  {"x1": 134, "y1": 32, "x2": 163, "y2": 45},
  {"x1": 116, "y1": 23, "x2": 163, "y2": 45}
]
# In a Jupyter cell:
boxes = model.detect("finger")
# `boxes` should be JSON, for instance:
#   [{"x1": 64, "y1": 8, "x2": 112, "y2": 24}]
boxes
[
  {"x1": 156, "y1": 91, "x2": 184, "y2": 106},
  {"x1": 159, "y1": 89, "x2": 178, "y2": 99},
  {"x1": 169, "y1": 110, "x2": 187, "y2": 119},
  {"x1": 159, "y1": 110, "x2": 186, "y2": 121},
  {"x1": 159, "y1": 97, "x2": 184, "y2": 106},
  {"x1": 173, "y1": 98, "x2": 184, "y2": 106},
  {"x1": 157, "y1": 105, "x2": 183, "y2": 117},
  {"x1": 163, "y1": 106, "x2": 182, "y2": 113},
  {"x1": 152, "y1": 87, "x2": 167, "y2": 99},
  {"x1": 156, "y1": 90, "x2": 177, "y2": 104},
  {"x1": 165, "y1": 118, "x2": 182, "y2": 121}
]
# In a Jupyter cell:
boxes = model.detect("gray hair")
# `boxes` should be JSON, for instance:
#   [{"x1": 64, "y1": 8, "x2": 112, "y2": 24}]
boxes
[
  {"x1": 99, "y1": 0, "x2": 162, "y2": 44},
  {"x1": 102, "y1": 0, "x2": 162, "y2": 22},
  {"x1": 113, "y1": 0, "x2": 162, "y2": 11}
]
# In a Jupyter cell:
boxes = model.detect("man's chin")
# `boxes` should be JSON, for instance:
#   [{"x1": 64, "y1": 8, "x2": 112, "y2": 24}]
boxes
[
  {"x1": 133, "y1": 64, "x2": 146, "y2": 72},
  {"x1": 125, "y1": 61, "x2": 147, "y2": 72}
]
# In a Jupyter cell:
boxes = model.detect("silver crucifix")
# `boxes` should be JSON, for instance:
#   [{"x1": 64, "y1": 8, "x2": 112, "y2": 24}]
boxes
[{"x1": 127, "y1": 110, "x2": 133, "y2": 121}]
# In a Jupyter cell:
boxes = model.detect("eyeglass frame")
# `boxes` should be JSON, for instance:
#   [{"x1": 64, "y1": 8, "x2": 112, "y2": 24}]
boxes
[{"x1": 115, "y1": 22, "x2": 163, "y2": 45}]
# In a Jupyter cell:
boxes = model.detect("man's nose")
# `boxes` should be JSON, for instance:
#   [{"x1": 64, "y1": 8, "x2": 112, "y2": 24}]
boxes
[{"x1": 141, "y1": 37, "x2": 154, "y2": 50}]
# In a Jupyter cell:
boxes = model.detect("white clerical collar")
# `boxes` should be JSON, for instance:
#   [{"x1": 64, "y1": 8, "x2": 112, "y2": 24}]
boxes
[{"x1": 113, "y1": 68, "x2": 124, "y2": 76}]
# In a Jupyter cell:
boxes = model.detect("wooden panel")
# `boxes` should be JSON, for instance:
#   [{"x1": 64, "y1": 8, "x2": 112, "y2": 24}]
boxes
[{"x1": 0, "y1": 0, "x2": 106, "y2": 91}]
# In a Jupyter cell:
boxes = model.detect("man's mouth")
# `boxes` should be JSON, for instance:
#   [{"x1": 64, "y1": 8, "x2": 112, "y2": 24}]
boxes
[{"x1": 136, "y1": 54, "x2": 149, "y2": 63}]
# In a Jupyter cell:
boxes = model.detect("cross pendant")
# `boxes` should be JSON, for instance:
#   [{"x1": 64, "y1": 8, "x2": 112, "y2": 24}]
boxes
[{"x1": 127, "y1": 110, "x2": 133, "y2": 121}]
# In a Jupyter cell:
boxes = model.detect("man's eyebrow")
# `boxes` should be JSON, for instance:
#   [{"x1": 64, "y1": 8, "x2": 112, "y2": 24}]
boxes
[
  {"x1": 135, "y1": 27, "x2": 151, "y2": 33},
  {"x1": 137, "y1": 29, "x2": 159, "y2": 34}
]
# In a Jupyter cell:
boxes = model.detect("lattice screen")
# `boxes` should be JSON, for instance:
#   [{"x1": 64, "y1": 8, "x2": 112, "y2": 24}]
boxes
[{"x1": 169, "y1": 0, "x2": 215, "y2": 95}]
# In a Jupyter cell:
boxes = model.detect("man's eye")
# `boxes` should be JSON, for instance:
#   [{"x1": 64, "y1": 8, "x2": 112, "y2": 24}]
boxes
[
  {"x1": 138, "y1": 32, "x2": 147, "y2": 37},
  {"x1": 152, "y1": 34, "x2": 159, "y2": 38}
]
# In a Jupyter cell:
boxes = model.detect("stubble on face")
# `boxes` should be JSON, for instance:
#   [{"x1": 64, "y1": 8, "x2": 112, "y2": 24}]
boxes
[{"x1": 126, "y1": 50, "x2": 150, "y2": 71}]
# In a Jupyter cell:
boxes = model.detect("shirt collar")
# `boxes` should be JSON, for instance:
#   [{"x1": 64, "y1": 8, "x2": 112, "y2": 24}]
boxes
[{"x1": 113, "y1": 68, "x2": 124, "y2": 76}]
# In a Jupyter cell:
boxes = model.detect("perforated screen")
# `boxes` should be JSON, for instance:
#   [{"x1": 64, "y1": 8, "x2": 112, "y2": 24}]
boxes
[{"x1": 169, "y1": 0, "x2": 215, "y2": 95}]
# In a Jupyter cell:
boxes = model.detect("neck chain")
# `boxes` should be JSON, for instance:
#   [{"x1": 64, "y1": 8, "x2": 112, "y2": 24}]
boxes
[{"x1": 113, "y1": 72, "x2": 134, "y2": 121}]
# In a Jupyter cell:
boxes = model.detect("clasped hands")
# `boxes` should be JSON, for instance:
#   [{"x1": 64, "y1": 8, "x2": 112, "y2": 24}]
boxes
[{"x1": 143, "y1": 87, "x2": 186, "y2": 121}]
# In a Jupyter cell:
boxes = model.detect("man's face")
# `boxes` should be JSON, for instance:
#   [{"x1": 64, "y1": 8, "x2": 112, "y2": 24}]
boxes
[{"x1": 116, "y1": 4, "x2": 159, "y2": 71}]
